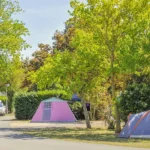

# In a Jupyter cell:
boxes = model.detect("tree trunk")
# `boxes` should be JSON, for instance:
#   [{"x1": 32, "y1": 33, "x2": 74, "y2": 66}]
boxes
[
  {"x1": 122, "y1": 74, "x2": 127, "y2": 93},
  {"x1": 114, "y1": 104, "x2": 121, "y2": 133},
  {"x1": 111, "y1": 50, "x2": 121, "y2": 133},
  {"x1": 8, "y1": 90, "x2": 14, "y2": 113},
  {"x1": 81, "y1": 99, "x2": 91, "y2": 129}
]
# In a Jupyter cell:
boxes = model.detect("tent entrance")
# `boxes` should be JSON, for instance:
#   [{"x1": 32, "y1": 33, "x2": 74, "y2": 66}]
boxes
[{"x1": 42, "y1": 102, "x2": 51, "y2": 121}]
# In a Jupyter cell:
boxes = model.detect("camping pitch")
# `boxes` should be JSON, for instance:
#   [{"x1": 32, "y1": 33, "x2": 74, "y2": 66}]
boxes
[
  {"x1": 31, "y1": 97, "x2": 76, "y2": 123},
  {"x1": 119, "y1": 110, "x2": 150, "y2": 138}
]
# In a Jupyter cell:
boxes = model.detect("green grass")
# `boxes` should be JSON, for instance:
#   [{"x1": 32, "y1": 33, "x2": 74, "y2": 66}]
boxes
[{"x1": 23, "y1": 128, "x2": 150, "y2": 148}]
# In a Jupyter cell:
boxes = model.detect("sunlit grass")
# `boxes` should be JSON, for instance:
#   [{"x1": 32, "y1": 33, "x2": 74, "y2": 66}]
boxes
[{"x1": 23, "y1": 128, "x2": 150, "y2": 148}]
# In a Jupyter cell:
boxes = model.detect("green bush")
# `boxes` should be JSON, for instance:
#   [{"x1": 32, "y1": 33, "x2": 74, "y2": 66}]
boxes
[
  {"x1": 69, "y1": 102, "x2": 84, "y2": 120},
  {"x1": 120, "y1": 83, "x2": 150, "y2": 122},
  {"x1": 14, "y1": 90, "x2": 69, "y2": 120}
]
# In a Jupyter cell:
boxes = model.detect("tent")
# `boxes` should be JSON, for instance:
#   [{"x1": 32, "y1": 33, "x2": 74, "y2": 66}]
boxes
[
  {"x1": 119, "y1": 110, "x2": 150, "y2": 138},
  {"x1": 31, "y1": 97, "x2": 76, "y2": 123},
  {"x1": 72, "y1": 94, "x2": 81, "y2": 101}
]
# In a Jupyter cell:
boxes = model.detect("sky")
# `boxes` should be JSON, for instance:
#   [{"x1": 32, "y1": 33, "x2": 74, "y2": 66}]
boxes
[{"x1": 15, "y1": 0, "x2": 71, "y2": 58}]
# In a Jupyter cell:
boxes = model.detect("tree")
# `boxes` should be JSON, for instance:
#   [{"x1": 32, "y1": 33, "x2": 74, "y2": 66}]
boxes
[
  {"x1": 0, "y1": 53, "x2": 26, "y2": 112},
  {"x1": 0, "y1": 0, "x2": 29, "y2": 54},
  {"x1": 52, "y1": 19, "x2": 75, "y2": 52},
  {"x1": 0, "y1": 0, "x2": 29, "y2": 88},
  {"x1": 31, "y1": 31, "x2": 107, "y2": 128},
  {"x1": 8, "y1": 55, "x2": 26, "y2": 112},
  {"x1": 29, "y1": 44, "x2": 52, "y2": 71},
  {"x1": 70, "y1": 0, "x2": 150, "y2": 133},
  {"x1": 22, "y1": 44, "x2": 52, "y2": 91},
  {"x1": 84, "y1": 84, "x2": 111, "y2": 121},
  {"x1": 0, "y1": 0, "x2": 29, "y2": 112},
  {"x1": 0, "y1": 54, "x2": 11, "y2": 86}
]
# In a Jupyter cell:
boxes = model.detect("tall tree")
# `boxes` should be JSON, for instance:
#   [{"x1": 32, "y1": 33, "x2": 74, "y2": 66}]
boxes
[
  {"x1": 0, "y1": 0, "x2": 29, "y2": 113},
  {"x1": 22, "y1": 44, "x2": 52, "y2": 91},
  {"x1": 30, "y1": 31, "x2": 107, "y2": 128},
  {"x1": 0, "y1": 0, "x2": 29, "y2": 54},
  {"x1": 70, "y1": 0, "x2": 150, "y2": 132},
  {"x1": 8, "y1": 55, "x2": 26, "y2": 112},
  {"x1": 0, "y1": 0, "x2": 29, "y2": 87},
  {"x1": 52, "y1": 19, "x2": 75, "y2": 52},
  {"x1": 28, "y1": 43, "x2": 52, "y2": 71}
]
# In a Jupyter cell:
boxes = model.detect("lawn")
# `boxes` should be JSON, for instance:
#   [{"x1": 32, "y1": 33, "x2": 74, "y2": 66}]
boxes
[{"x1": 23, "y1": 128, "x2": 150, "y2": 148}]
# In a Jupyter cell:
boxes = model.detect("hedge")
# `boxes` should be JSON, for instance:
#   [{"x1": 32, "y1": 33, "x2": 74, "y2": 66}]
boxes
[
  {"x1": 14, "y1": 90, "x2": 69, "y2": 120},
  {"x1": 120, "y1": 83, "x2": 150, "y2": 122}
]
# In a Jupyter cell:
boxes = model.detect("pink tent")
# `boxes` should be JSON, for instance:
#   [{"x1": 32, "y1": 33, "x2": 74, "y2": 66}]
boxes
[{"x1": 31, "y1": 97, "x2": 76, "y2": 122}]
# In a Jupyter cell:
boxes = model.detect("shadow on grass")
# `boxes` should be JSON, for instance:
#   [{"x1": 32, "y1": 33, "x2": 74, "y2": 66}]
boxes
[
  {"x1": 0, "y1": 128, "x2": 45, "y2": 140},
  {"x1": 0, "y1": 127, "x2": 149, "y2": 148},
  {"x1": 23, "y1": 127, "x2": 150, "y2": 144}
]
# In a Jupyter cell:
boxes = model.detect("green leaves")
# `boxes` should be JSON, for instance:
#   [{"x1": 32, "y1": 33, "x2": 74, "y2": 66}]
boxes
[
  {"x1": 0, "y1": 0, "x2": 29, "y2": 54},
  {"x1": 0, "y1": 0, "x2": 29, "y2": 90},
  {"x1": 68, "y1": 0, "x2": 150, "y2": 131},
  {"x1": 120, "y1": 83, "x2": 150, "y2": 122}
]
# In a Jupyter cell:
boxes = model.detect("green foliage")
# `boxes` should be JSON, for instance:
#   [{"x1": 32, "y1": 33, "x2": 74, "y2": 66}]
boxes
[
  {"x1": 0, "y1": 95, "x2": 6, "y2": 104},
  {"x1": 70, "y1": 0, "x2": 150, "y2": 96},
  {"x1": 33, "y1": 38, "x2": 106, "y2": 94},
  {"x1": 53, "y1": 19, "x2": 75, "y2": 52},
  {"x1": 70, "y1": 0, "x2": 150, "y2": 132},
  {"x1": 0, "y1": 0, "x2": 29, "y2": 89},
  {"x1": 84, "y1": 85, "x2": 111, "y2": 121},
  {"x1": 120, "y1": 83, "x2": 150, "y2": 122},
  {"x1": 0, "y1": 54, "x2": 26, "y2": 113},
  {"x1": 69, "y1": 102, "x2": 84, "y2": 120},
  {"x1": 0, "y1": 0, "x2": 29, "y2": 113},
  {"x1": 31, "y1": 38, "x2": 106, "y2": 128},
  {"x1": 0, "y1": 0, "x2": 29, "y2": 54},
  {"x1": 22, "y1": 44, "x2": 52, "y2": 91},
  {"x1": 14, "y1": 90, "x2": 69, "y2": 120}
]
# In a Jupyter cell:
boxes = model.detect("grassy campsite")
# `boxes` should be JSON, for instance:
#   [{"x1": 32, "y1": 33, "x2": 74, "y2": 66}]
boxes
[{"x1": 0, "y1": 0, "x2": 150, "y2": 149}]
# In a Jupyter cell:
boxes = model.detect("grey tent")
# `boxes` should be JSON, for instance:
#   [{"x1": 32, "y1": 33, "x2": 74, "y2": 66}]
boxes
[{"x1": 119, "y1": 111, "x2": 150, "y2": 138}]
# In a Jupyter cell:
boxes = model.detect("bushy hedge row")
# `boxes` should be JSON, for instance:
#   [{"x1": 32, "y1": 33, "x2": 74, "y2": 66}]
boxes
[{"x1": 14, "y1": 90, "x2": 69, "y2": 120}]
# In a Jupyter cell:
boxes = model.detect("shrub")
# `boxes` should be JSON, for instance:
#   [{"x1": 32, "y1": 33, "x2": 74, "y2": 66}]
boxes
[
  {"x1": 69, "y1": 102, "x2": 84, "y2": 120},
  {"x1": 14, "y1": 90, "x2": 69, "y2": 120},
  {"x1": 120, "y1": 83, "x2": 150, "y2": 122}
]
